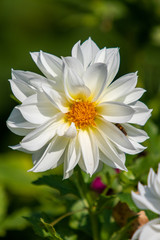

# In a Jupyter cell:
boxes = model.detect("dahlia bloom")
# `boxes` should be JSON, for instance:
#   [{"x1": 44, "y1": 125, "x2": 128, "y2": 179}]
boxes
[
  {"x1": 7, "y1": 38, "x2": 151, "y2": 178},
  {"x1": 132, "y1": 164, "x2": 160, "y2": 214},
  {"x1": 131, "y1": 218, "x2": 160, "y2": 240}
]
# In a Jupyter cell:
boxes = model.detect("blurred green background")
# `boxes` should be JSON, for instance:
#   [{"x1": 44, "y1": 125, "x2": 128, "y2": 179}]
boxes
[{"x1": 0, "y1": 0, "x2": 160, "y2": 239}]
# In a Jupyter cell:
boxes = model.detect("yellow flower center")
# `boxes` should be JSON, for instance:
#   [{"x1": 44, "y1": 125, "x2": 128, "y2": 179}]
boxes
[{"x1": 66, "y1": 100, "x2": 97, "y2": 129}]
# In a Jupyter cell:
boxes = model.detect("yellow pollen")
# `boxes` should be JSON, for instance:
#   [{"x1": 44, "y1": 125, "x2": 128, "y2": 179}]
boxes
[{"x1": 66, "y1": 101, "x2": 97, "y2": 129}]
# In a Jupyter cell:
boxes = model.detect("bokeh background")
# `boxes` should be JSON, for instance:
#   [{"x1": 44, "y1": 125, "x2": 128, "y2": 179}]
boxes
[{"x1": 0, "y1": 0, "x2": 160, "y2": 239}]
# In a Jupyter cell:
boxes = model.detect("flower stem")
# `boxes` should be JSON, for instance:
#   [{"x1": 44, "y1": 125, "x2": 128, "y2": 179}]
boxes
[
  {"x1": 89, "y1": 209, "x2": 100, "y2": 240},
  {"x1": 50, "y1": 208, "x2": 87, "y2": 227},
  {"x1": 75, "y1": 168, "x2": 100, "y2": 240}
]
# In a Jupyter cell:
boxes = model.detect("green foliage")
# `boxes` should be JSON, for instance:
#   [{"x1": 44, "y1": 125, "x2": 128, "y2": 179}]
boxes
[
  {"x1": 94, "y1": 194, "x2": 118, "y2": 214},
  {"x1": 110, "y1": 216, "x2": 137, "y2": 240},
  {"x1": 145, "y1": 210, "x2": 158, "y2": 221},
  {"x1": 26, "y1": 215, "x2": 63, "y2": 240},
  {"x1": 33, "y1": 175, "x2": 80, "y2": 197},
  {"x1": 69, "y1": 200, "x2": 89, "y2": 235}
]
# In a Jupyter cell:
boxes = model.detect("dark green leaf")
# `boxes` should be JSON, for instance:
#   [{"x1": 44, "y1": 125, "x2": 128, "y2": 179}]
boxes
[
  {"x1": 32, "y1": 175, "x2": 80, "y2": 197},
  {"x1": 26, "y1": 214, "x2": 63, "y2": 239},
  {"x1": 110, "y1": 216, "x2": 137, "y2": 240},
  {"x1": 95, "y1": 194, "x2": 118, "y2": 214},
  {"x1": 145, "y1": 210, "x2": 158, "y2": 221}
]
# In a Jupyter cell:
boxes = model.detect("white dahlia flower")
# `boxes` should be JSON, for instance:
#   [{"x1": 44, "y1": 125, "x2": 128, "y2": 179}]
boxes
[
  {"x1": 7, "y1": 38, "x2": 151, "y2": 178},
  {"x1": 132, "y1": 164, "x2": 160, "y2": 214},
  {"x1": 131, "y1": 218, "x2": 160, "y2": 240}
]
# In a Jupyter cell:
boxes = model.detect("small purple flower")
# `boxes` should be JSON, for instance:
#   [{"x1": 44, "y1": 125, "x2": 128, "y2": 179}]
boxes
[
  {"x1": 115, "y1": 168, "x2": 121, "y2": 174},
  {"x1": 91, "y1": 176, "x2": 107, "y2": 193}
]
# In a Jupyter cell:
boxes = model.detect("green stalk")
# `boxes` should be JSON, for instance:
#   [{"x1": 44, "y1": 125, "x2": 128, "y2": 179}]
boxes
[
  {"x1": 89, "y1": 209, "x2": 99, "y2": 240},
  {"x1": 75, "y1": 168, "x2": 100, "y2": 240}
]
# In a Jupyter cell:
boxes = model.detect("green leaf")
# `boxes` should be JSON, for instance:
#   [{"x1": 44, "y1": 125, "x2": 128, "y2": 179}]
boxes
[
  {"x1": 145, "y1": 210, "x2": 158, "y2": 221},
  {"x1": 33, "y1": 175, "x2": 79, "y2": 197},
  {"x1": 40, "y1": 218, "x2": 63, "y2": 240},
  {"x1": 26, "y1": 213, "x2": 63, "y2": 239},
  {"x1": 110, "y1": 216, "x2": 137, "y2": 240},
  {"x1": 117, "y1": 193, "x2": 138, "y2": 212},
  {"x1": 95, "y1": 194, "x2": 118, "y2": 214},
  {"x1": 0, "y1": 208, "x2": 30, "y2": 236},
  {"x1": 100, "y1": 209, "x2": 119, "y2": 240}
]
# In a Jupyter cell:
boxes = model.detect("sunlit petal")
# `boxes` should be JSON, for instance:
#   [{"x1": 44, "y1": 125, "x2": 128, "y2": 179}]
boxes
[{"x1": 96, "y1": 102, "x2": 134, "y2": 123}]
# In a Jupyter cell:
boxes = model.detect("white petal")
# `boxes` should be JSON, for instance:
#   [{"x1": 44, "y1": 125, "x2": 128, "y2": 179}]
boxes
[
  {"x1": 29, "y1": 136, "x2": 68, "y2": 172},
  {"x1": 100, "y1": 72, "x2": 137, "y2": 103},
  {"x1": 99, "y1": 151, "x2": 126, "y2": 171},
  {"x1": 94, "y1": 47, "x2": 108, "y2": 63},
  {"x1": 131, "y1": 218, "x2": 160, "y2": 240},
  {"x1": 123, "y1": 88, "x2": 146, "y2": 104},
  {"x1": 9, "y1": 144, "x2": 33, "y2": 154},
  {"x1": 63, "y1": 169, "x2": 74, "y2": 180},
  {"x1": 138, "y1": 182, "x2": 146, "y2": 195},
  {"x1": 31, "y1": 52, "x2": 52, "y2": 79},
  {"x1": 39, "y1": 51, "x2": 62, "y2": 78},
  {"x1": 18, "y1": 93, "x2": 58, "y2": 124},
  {"x1": 12, "y1": 69, "x2": 47, "y2": 92},
  {"x1": 94, "y1": 161, "x2": 104, "y2": 173},
  {"x1": 71, "y1": 40, "x2": 84, "y2": 65},
  {"x1": 139, "y1": 220, "x2": 160, "y2": 240},
  {"x1": 122, "y1": 137, "x2": 146, "y2": 154},
  {"x1": 64, "y1": 65, "x2": 91, "y2": 101},
  {"x1": 64, "y1": 122, "x2": 77, "y2": 138},
  {"x1": 57, "y1": 122, "x2": 77, "y2": 138},
  {"x1": 131, "y1": 189, "x2": 160, "y2": 214},
  {"x1": 148, "y1": 168, "x2": 155, "y2": 188},
  {"x1": 83, "y1": 63, "x2": 107, "y2": 101},
  {"x1": 81, "y1": 37, "x2": 99, "y2": 69},
  {"x1": 131, "y1": 191, "x2": 149, "y2": 210},
  {"x1": 148, "y1": 169, "x2": 160, "y2": 198},
  {"x1": 78, "y1": 129, "x2": 99, "y2": 175},
  {"x1": 96, "y1": 117, "x2": 135, "y2": 153},
  {"x1": 88, "y1": 129, "x2": 100, "y2": 172},
  {"x1": 56, "y1": 122, "x2": 69, "y2": 136},
  {"x1": 96, "y1": 101, "x2": 134, "y2": 123},
  {"x1": 42, "y1": 82, "x2": 69, "y2": 113},
  {"x1": 65, "y1": 137, "x2": 81, "y2": 173},
  {"x1": 105, "y1": 48, "x2": 120, "y2": 86},
  {"x1": 78, "y1": 157, "x2": 87, "y2": 173},
  {"x1": 9, "y1": 79, "x2": 35, "y2": 102},
  {"x1": 94, "y1": 128, "x2": 127, "y2": 171},
  {"x1": 12, "y1": 69, "x2": 45, "y2": 81},
  {"x1": 128, "y1": 101, "x2": 152, "y2": 126},
  {"x1": 94, "y1": 47, "x2": 120, "y2": 85},
  {"x1": 62, "y1": 56, "x2": 84, "y2": 77},
  {"x1": 7, "y1": 107, "x2": 38, "y2": 136},
  {"x1": 121, "y1": 123, "x2": 149, "y2": 142},
  {"x1": 31, "y1": 51, "x2": 62, "y2": 79},
  {"x1": 20, "y1": 114, "x2": 63, "y2": 151}
]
